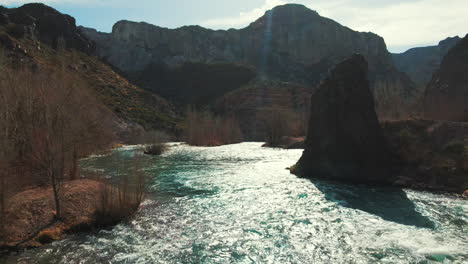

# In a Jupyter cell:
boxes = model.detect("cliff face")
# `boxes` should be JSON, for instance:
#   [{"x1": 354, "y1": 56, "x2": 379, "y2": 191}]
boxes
[
  {"x1": 293, "y1": 54, "x2": 393, "y2": 184},
  {"x1": 424, "y1": 35, "x2": 468, "y2": 121},
  {"x1": 392, "y1": 36, "x2": 461, "y2": 90},
  {"x1": 81, "y1": 4, "x2": 416, "y2": 119}
]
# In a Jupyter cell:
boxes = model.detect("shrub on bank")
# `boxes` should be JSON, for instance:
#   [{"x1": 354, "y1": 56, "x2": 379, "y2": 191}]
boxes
[
  {"x1": 36, "y1": 228, "x2": 61, "y2": 244},
  {"x1": 94, "y1": 160, "x2": 149, "y2": 227},
  {"x1": 140, "y1": 130, "x2": 170, "y2": 155},
  {"x1": 144, "y1": 144, "x2": 168, "y2": 156}
]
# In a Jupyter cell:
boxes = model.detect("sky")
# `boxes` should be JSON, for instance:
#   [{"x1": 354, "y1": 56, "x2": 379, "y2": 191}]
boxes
[{"x1": 1, "y1": 0, "x2": 467, "y2": 53}]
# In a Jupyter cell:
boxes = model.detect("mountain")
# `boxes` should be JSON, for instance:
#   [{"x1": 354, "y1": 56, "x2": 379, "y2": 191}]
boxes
[
  {"x1": 424, "y1": 34, "x2": 468, "y2": 121},
  {"x1": 392, "y1": 36, "x2": 461, "y2": 90},
  {"x1": 0, "y1": 3, "x2": 93, "y2": 52},
  {"x1": 81, "y1": 4, "x2": 416, "y2": 119},
  {"x1": 0, "y1": 4, "x2": 178, "y2": 139}
]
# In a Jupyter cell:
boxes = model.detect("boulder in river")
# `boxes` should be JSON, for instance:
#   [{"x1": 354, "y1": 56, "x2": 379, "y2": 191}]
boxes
[{"x1": 292, "y1": 54, "x2": 394, "y2": 184}]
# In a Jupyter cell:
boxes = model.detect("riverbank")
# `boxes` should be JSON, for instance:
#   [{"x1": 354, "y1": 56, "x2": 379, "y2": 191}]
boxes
[
  {"x1": 2, "y1": 143, "x2": 466, "y2": 263},
  {"x1": 0, "y1": 179, "x2": 128, "y2": 250},
  {"x1": 383, "y1": 119, "x2": 468, "y2": 193},
  {"x1": 289, "y1": 119, "x2": 468, "y2": 194}
]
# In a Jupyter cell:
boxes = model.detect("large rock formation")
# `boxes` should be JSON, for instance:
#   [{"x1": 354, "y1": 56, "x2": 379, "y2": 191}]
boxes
[
  {"x1": 81, "y1": 4, "x2": 416, "y2": 119},
  {"x1": 293, "y1": 54, "x2": 393, "y2": 184},
  {"x1": 424, "y1": 34, "x2": 468, "y2": 121},
  {"x1": 392, "y1": 36, "x2": 460, "y2": 90},
  {"x1": 1, "y1": 3, "x2": 93, "y2": 52}
]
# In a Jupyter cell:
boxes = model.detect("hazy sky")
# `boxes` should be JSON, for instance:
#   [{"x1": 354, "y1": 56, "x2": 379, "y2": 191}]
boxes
[{"x1": 1, "y1": 0, "x2": 467, "y2": 53}]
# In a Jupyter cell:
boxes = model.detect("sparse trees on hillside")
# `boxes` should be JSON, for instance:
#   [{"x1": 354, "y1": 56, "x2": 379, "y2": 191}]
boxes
[{"x1": 0, "y1": 65, "x2": 115, "y2": 220}]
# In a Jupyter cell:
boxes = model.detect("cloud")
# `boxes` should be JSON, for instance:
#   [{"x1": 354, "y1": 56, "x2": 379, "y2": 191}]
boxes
[
  {"x1": 317, "y1": 0, "x2": 468, "y2": 49},
  {"x1": 0, "y1": 0, "x2": 100, "y2": 6},
  {"x1": 201, "y1": 0, "x2": 287, "y2": 28},
  {"x1": 200, "y1": 0, "x2": 468, "y2": 51},
  {"x1": 1, "y1": 0, "x2": 64, "y2": 4}
]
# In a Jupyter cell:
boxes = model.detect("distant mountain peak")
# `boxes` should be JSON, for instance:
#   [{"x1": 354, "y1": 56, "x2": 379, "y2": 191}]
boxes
[
  {"x1": 270, "y1": 3, "x2": 319, "y2": 14},
  {"x1": 438, "y1": 36, "x2": 461, "y2": 50},
  {"x1": 248, "y1": 4, "x2": 322, "y2": 30},
  {"x1": 259, "y1": 3, "x2": 320, "y2": 21}
]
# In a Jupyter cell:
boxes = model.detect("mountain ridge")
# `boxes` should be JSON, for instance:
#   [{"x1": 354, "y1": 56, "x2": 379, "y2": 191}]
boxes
[
  {"x1": 424, "y1": 34, "x2": 468, "y2": 121},
  {"x1": 392, "y1": 36, "x2": 461, "y2": 90},
  {"x1": 81, "y1": 3, "x2": 417, "y2": 119}
]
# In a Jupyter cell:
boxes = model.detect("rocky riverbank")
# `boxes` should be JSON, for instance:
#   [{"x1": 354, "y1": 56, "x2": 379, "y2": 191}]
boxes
[
  {"x1": 383, "y1": 119, "x2": 468, "y2": 193},
  {"x1": 0, "y1": 179, "x2": 132, "y2": 250}
]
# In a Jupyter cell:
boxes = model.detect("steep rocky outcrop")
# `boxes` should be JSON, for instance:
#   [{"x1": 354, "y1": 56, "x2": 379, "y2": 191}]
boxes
[
  {"x1": 1, "y1": 3, "x2": 93, "y2": 52},
  {"x1": 424, "y1": 35, "x2": 468, "y2": 121},
  {"x1": 292, "y1": 54, "x2": 394, "y2": 183},
  {"x1": 392, "y1": 36, "x2": 460, "y2": 90},
  {"x1": 81, "y1": 4, "x2": 416, "y2": 119}
]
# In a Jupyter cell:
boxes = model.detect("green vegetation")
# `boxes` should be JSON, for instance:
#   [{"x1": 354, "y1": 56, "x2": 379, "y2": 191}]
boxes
[
  {"x1": 443, "y1": 141, "x2": 465, "y2": 155},
  {"x1": 289, "y1": 164, "x2": 297, "y2": 174}
]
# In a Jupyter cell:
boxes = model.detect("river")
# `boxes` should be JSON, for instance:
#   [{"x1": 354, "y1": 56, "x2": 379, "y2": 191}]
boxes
[{"x1": 4, "y1": 143, "x2": 467, "y2": 263}]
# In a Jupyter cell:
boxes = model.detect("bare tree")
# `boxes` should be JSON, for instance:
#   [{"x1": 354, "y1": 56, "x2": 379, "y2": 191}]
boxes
[
  {"x1": 95, "y1": 156, "x2": 150, "y2": 226},
  {"x1": 184, "y1": 107, "x2": 243, "y2": 146},
  {"x1": 259, "y1": 107, "x2": 302, "y2": 147},
  {"x1": 0, "y1": 64, "x2": 115, "y2": 220}
]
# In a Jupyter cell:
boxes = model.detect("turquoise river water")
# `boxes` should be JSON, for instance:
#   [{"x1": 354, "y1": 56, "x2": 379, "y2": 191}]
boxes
[{"x1": 3, "y1": 143, "x2": 468, "y2": 263}]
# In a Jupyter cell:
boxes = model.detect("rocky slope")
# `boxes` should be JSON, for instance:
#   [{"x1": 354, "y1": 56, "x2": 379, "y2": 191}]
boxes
[
  {"x1": 215, "y1": 80, "x2": 311, "y2": 140},
  {"x1": 129, "y1": 61, "x2": 256, "y2": 106},
  {"x1": 392, "y1": 36, "x2": 460, "y2": 91},
  {"x1": 81, "y1": 4, "x2": 416, "y2": 119},
  {"x1": 292, "y1": 54, "x2": 394, "y2": 183},
  {"x1": 424, "y1": 34, "x2": 468, "y2": 121},
  {"x1": 0, "y1": 4, "x2": 178, "y2": 139},
  {"x1": 382, "y1": 120, "x2": 468, "y2": 193}
]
